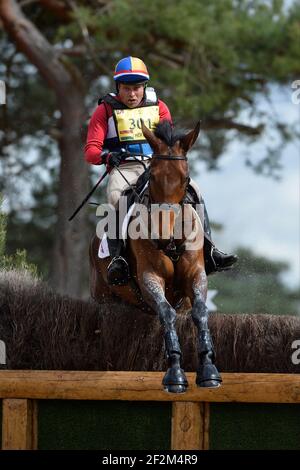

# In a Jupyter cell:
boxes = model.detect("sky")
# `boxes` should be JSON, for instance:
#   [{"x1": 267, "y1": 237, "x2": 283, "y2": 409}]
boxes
[{"x1": 194, "y1": 85, "x2": 300, "y2": 289}]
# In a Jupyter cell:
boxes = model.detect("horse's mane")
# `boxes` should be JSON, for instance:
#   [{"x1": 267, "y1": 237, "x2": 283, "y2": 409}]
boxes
[{"x1": 154, "y1": 121, "x2": 186, "y2": 147}]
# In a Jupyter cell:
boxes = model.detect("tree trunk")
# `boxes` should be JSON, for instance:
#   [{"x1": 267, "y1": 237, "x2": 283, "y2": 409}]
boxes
[
  {"x1": 53, "y1": 91, "x2": 89, "y2": 296},
  {"x1": 0, "y1": 0, "x2": 90, "y2": 297}
]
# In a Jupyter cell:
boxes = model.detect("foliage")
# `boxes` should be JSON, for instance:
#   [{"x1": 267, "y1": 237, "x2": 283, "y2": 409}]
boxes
[
  {"x1": 1, "y1": 1, "x2": 300, "y2": 173},
  {"x1": 59, "y1": 0, "x2": 300, "y2": 127},
  {"x1": 0, "y1": 197, "x2": 38, "y2": 276},
  {"x1": 4, "y1": 169, "x2": 106, "y2": 282},
  {"x1": 209, "y1": 247, "x2": 300, "y2": 315},
  {"x1": 0, "y1": 0, "x2": 299, "y2": 207},
  {"x1": 1, "y1": 0, "x2": 299, "y2": 293}
]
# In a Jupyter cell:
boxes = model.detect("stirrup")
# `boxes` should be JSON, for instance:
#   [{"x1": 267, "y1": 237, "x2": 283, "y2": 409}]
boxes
[{"x1": 107, "y1": 256, "x2": 129, "y2": 286}]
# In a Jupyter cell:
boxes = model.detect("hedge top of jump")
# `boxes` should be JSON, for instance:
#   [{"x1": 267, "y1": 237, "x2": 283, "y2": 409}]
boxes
[{"x1": 0, "y1": 270, "x2": 299, "y2": 373}]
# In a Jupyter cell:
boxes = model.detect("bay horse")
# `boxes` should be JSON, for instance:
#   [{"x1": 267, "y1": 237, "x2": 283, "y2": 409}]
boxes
[{"x1": 89, "y1": 120, "x2": 222, "y2": 392}]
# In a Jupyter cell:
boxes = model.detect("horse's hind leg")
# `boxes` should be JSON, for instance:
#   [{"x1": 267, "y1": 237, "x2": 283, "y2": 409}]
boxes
[
  {"x1": 141, "y1": 273, "x2": 188, "y2": 394},
  {"x1": 190, "y1": 272, "x2": 222, "y2": 388}
]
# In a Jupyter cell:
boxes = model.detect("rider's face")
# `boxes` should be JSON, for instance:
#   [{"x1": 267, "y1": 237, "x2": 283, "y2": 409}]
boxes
[{"x1": 118, "y1": 83, "x2": 145, "y2": 108}]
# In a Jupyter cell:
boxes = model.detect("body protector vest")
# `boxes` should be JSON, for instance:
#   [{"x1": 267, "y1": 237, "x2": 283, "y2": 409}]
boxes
[{"x1": 98, "y1": 88, "x2": 159, "y2": 160}]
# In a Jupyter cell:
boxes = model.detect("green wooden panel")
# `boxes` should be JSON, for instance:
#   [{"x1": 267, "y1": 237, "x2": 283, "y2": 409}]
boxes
[
  {"x1": 210, "y1": 403, "x2": 300, "y2": 450},
  {"x1": 38, "y1": 400, "x2": 171, "y2": 450}
]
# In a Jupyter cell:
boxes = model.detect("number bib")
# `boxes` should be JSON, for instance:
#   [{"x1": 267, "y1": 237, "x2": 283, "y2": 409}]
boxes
[{"x1": 114, "y1": 105, "x2": 159, "y2": 142}]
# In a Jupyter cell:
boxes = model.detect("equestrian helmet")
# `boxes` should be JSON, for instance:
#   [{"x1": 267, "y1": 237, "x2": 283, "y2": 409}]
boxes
[{"x1": 113, "y1": 56, "x2": 150, "y2": 83}]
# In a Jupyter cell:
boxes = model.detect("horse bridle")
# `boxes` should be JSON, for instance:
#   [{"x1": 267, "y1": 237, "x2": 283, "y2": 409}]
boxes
[
  {"x1": 149, "y1": 153, "x2": 190, "y2": 206},
  {"x1": 116, "y1": 151, "x2": 190, "y2": 261},
  {"x1": 153, "y1": 155, "x2": 187, "y2": 161},
  {"x1": 115, "y1": 152, "x2": 189, "y2": 205},
  {"x1": 148, "y1": 152, "x2": 190, "y2": 260}
]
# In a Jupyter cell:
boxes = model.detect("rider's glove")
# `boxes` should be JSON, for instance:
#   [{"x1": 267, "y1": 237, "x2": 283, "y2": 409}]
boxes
[{"x1": 101, "y1": 149, "x2": 128, "y2": 169}]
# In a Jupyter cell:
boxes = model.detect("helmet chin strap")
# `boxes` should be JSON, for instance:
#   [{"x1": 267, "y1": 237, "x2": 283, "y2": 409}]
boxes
[{"x1": 143, "y1": 82, "x2": 148, "y2": 100}]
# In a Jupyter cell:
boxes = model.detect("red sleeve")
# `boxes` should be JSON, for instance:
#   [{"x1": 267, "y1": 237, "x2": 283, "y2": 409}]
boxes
[
  {"x1": 84, "y1": 103, "x2": 108, "y2": 165},
  {"x1": 158, "y1": 99, "x2": 172, "y2": 123}
]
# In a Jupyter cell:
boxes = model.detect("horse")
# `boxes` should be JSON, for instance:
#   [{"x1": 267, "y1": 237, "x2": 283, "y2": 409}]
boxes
[{"x1": 89, "y1": 120, "x2": 222, "y2": 392}]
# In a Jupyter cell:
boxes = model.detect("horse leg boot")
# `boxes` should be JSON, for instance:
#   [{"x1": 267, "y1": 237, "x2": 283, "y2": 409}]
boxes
[
  {"x1": 162, "y1": 329, "x2": 188, "y2": 394},
  {"x1": 201, "y1": 199, "x2": 238, "y2": 275},
  {"x1": 106, "y1": 210, "x2": 129, "y2": 286},
  {"x1": 191, "y1": 297, "x2": 222, "y2": 388},
  {"x1": 160, "y1": 306, "x2": 188, "y2": 393},
  {"x1": 140, "y1": 273, "x2": 188, "y2": 393}
]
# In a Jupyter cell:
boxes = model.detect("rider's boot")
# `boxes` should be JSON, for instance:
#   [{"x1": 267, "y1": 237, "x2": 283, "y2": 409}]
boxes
[
  {"x1": 106, "y1": 213, "x2": 129, "y2": 286},
  {"x1": 202, "y1": 200, "x2": 238, "y2": 275}
]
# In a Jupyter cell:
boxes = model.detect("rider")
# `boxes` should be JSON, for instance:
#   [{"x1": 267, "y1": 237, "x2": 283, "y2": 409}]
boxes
[{"x1": 85, "y1": 56, "x2": 237, "y2": 285}]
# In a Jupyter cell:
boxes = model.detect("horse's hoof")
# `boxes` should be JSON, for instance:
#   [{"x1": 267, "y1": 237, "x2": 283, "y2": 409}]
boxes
[
  {"x1": 162, "y1": 368, "x2": 188, "y2": 387},
  {"x1": 197, "y1": 379, "x2": 221, "y2": 389},
  {"x1": 164, "y1": 384, "x2": 187, "y2": 394},
  {"x1": 196, "y1": 364, "x2": 222, "y2": 388},
  {"x1": 162, "y1": 367, "x2": 188, "y2": 394}
]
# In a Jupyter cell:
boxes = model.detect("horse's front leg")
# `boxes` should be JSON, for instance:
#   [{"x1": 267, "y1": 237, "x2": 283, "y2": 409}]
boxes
[
  {"x1": 190, "y1": 269, "x2": 222, "y2": 388},
  {"x1": 141, "y1": 272, "x2": 188, "y2": 393}
]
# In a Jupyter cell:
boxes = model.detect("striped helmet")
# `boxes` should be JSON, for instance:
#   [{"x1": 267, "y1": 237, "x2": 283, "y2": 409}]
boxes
[{"x1": 113, "y1": 56, "x2": 150, "y2": 83}]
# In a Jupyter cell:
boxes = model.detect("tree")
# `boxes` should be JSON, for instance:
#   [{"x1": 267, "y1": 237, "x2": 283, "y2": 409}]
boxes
[
  {"x1": 0, "y1": 196, "x2": 37, "y2": 274},
  {"x1": 209, "y1": 247, "x2": 300, "y2": 315},
  {"x1": 0, "y1": 0, "x2": 299, "y2": 295},
  {"x1": 0, "y1": 0, "x2": 89, "y2": 296}
]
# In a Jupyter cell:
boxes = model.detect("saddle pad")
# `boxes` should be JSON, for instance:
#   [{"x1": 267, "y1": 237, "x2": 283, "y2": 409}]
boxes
[
  {"x1": 97, "y1": 202, "x2": 137, "y2": 259},
  {"x1": 121, "y1": 180, "x2": 149, "y2": 245},
  {"x1": 98, "y1": 233, "x2": 109, "y2": 259}
]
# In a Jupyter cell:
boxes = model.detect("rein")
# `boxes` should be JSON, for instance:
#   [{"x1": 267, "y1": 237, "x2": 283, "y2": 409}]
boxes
[
  {"x1": 153, "y1": 155, "x2": 187, "y2": 161},
  {"x1": 115, "y1": 153, "x2": 188, "y2": 203}
]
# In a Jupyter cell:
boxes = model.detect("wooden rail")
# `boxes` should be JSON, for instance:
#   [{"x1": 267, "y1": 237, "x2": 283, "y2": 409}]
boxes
[{"x1": 1, "y1": 371, "x2": 300, "y2": 450}]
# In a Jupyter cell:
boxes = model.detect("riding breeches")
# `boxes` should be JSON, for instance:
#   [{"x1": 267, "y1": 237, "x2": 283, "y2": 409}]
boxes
[
  {"x1": 107, "y1": 161, "x2": 150, "y2": 207},
  {"x1": 107, "y1": 161, "x2": 202, "y2": 208}
]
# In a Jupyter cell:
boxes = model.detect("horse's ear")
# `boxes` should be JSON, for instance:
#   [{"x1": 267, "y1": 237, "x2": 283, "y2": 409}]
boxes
[
  {"x1": 180, "y1": 121, "x2": 201, "y2": 152},
  {"x1": 141, "y1": 120, "x2": 160, "y2": 151}
]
